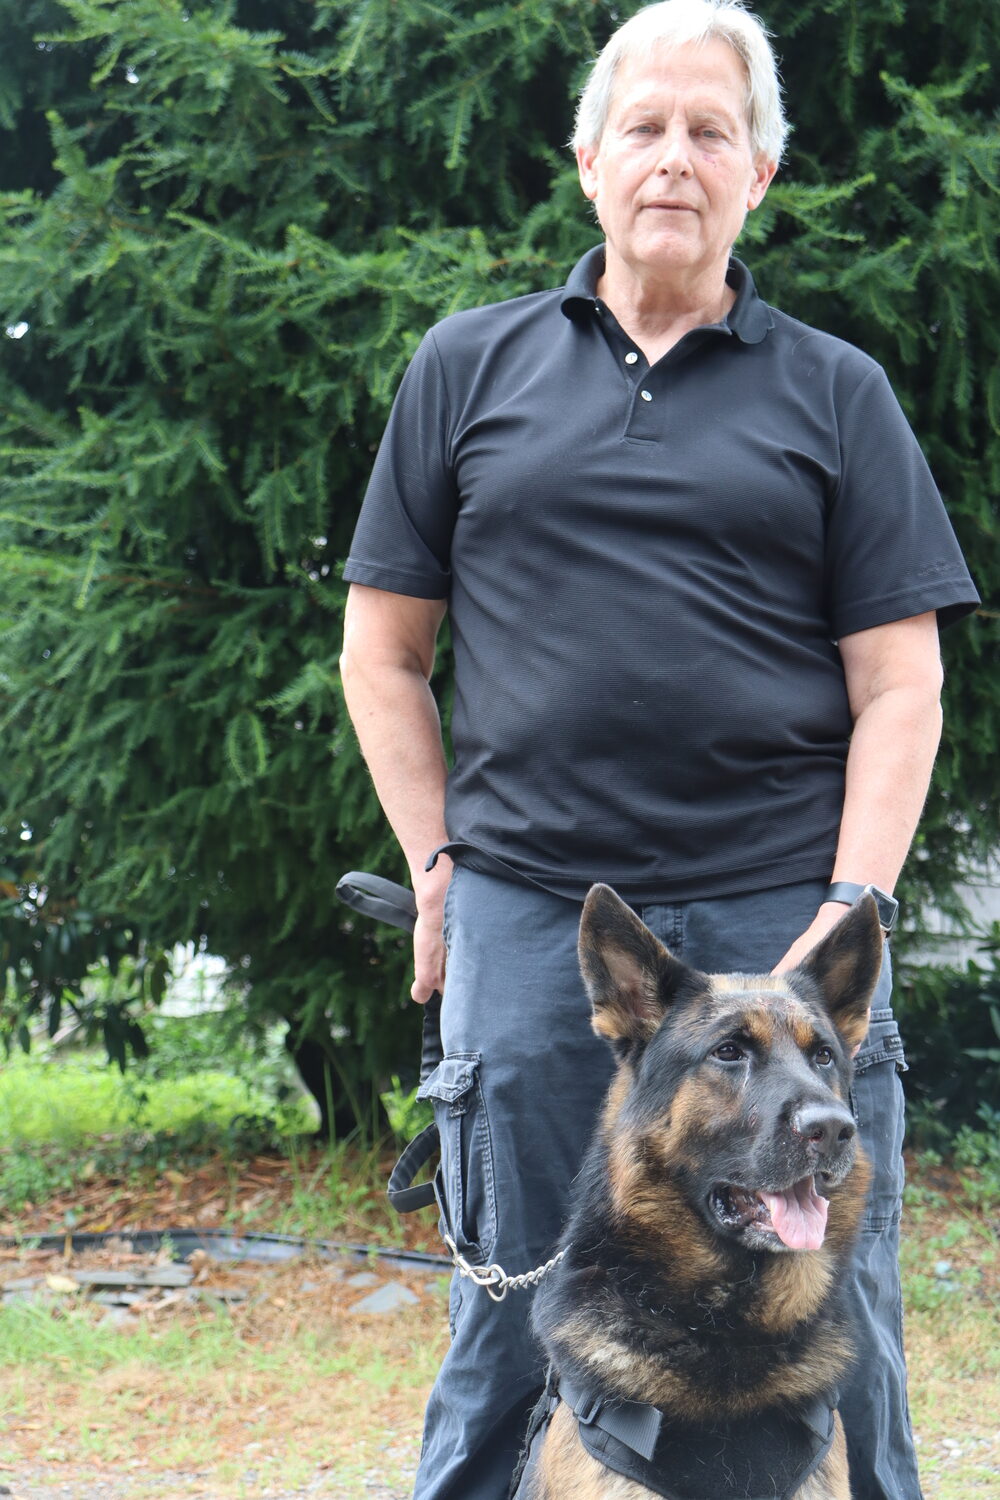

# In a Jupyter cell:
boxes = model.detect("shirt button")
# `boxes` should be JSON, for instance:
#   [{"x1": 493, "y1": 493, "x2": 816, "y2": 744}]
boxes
[
  {"x1": 640, "y1": 389, "x2": 653, "y2": 402},
  {"x1": 625, "y1": 352, "x2": 638, "y2": 365}
]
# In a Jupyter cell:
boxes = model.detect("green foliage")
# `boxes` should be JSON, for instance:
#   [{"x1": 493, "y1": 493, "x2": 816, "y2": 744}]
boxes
[
  {"x1": 952, "y1": 1105, "x2": 1000, "y2": 1208},
  {"x1": 0, "y1": 0, "x2": 996, "y2": 1133},
  {"x1": 0, "y1": 1045, "x2": 312, "y2": 1152},
  {"x1": 0, "y1": 1144, "x2": 78, "y2": 1214},
  {"x1": 380, "y1": 1074, "x2": 435, "y2": 1143},
  {"x1": 0, "y1": 851, "x2": 165, "y2": 1066},
  {"x1": 896, "y1": 930, "x2": 1000, "y2": 1141}
]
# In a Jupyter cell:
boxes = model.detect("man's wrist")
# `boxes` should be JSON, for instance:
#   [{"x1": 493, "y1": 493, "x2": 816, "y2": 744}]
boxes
[
  {"x1": 825, "y1": 881, "x2": 899, "y2": 934},
  {"x1": 412, "y1": 851, "x2": 453, "y2": 911}
]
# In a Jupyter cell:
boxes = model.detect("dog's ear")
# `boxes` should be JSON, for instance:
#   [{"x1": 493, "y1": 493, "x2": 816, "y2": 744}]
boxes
[
  {"x1": 789, "y1": 895, "x2": 884, "y2": 1051},
  {"x1": 579, "y1": 885, "x2": 695, "y2": 1051}
]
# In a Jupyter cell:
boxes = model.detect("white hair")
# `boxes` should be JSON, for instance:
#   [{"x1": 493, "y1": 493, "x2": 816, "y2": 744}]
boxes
[{"x1": 572, "y1": 0, "x2": 789, "y2": 164}]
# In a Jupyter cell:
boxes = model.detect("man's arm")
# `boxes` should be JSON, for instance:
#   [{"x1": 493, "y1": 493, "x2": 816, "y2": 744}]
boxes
[
  {"x1": 774, "y1": 610, "x2": 944, "y2": 972},
  {"x1": 340, "y1": 582, "x2": 451, "y2": 1003}
]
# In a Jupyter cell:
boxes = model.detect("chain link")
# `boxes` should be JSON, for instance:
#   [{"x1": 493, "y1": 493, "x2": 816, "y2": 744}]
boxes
[{"x1": 442, "y1": 1232, "x2": 566, "y2": 1303}]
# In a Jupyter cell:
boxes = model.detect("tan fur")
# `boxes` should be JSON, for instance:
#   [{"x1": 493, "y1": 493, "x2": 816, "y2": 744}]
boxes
[
  {"x1": 605, "y1": 1128, "x2": 727, "y2": 1294},
  {"x1": 550, "y1": 1313, "x2": 709, "y2": 1417},
  {"x1": 533, "y1": 1401, "x2": 661, "y2": 1499},
  {"x1": 752, "y1": 1246, "x2": 837, "y2": 1333},
  {"x1": 528, "y1": 1401, "x2": 852, "y2": 1499},
  {"x1": 834, "y1": 1004, "x2": 870, "y2": 1054},
  {"x1": 601, "y1": 1070, "x2": 632, "y2": 1130}
]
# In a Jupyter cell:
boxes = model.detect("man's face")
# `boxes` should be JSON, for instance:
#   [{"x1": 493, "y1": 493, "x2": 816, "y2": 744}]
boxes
[{"x1": 576, "y1": 38, "x2": 776, "y2": 292}]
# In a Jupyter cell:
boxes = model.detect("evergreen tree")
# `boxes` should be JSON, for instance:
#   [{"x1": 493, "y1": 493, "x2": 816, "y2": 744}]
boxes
[{"x1": 0, "y1": 0, "x2": 995, "y2": 1131}]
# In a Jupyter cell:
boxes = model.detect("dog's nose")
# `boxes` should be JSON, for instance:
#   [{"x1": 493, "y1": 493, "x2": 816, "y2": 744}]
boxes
[{"x1": 791, "y1": 1102, "x2": 856, "y2": 1151}]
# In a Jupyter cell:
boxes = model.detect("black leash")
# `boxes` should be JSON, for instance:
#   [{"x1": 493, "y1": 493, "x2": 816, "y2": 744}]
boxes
[
  {"x1": 335, "y1": 871, "x2": 568, "y2": 1295},
  {"x1": 334, "y1": 871, "x2": 442, "y2": 1212}
]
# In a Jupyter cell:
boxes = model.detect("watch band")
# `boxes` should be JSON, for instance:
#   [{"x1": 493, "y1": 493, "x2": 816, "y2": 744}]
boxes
[{"x1": 825, "y1": 881, "x2": 899, "y2": 934}]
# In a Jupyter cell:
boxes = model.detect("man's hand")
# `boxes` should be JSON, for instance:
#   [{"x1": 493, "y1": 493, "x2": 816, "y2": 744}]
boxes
[
  {"x1": 411, "y1": 862, "x2": 451, "y2": 1004},
  {"x1": 772, "y1": 902, "x2": 850, "y2": 974}
]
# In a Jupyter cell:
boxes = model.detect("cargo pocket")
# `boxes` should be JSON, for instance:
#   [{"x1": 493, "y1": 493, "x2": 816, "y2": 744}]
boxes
[
  {"x1": 849, "y1": 1008, "x2": 908, "y2": 1233},
  {"x1": 417, "y1": 1052, "x2": 497, "y2": 1267}
]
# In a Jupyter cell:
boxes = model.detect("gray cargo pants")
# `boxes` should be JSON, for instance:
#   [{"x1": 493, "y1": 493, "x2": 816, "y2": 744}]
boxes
[{"x1": 412, "y1": 868, "x2": 922, "y2": 1500}]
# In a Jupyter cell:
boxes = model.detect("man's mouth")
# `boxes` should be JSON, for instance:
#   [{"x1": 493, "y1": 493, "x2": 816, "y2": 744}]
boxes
[{"x1": 708, "y1": 1177, "x2": 830, "y2": 1251}]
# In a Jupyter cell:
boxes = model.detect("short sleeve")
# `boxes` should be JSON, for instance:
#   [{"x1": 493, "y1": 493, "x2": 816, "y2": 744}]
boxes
[
  {"x1": 825, "y1": 365, "x2": 979, "y2": 637},
  {"x1": 343, "y1": 329, "x2": 457, "y2": 600}
]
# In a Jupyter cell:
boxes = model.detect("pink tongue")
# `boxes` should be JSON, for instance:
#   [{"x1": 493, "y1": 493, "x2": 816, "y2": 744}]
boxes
[{"x1": 760, "y1": 1178, "x2": 828, "y2": 1250}]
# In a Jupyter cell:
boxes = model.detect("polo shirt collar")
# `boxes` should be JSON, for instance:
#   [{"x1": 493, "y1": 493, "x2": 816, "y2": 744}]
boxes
[{"x1": 560, "y1": 246, "x2": 773, "y2": 345}]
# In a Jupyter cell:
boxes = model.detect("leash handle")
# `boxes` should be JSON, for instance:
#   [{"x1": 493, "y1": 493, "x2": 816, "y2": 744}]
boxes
[
  {"x1": 335, "y1": 870, "x2": 418, "y2": 933},
  {"x1": 336, "y1": 870, "x2": 444, "y2": 1214},
  {"x1": 420, "y1": 991, "x2": 443, "y2": 1083},
  {"x1": 334, "y1": 872, "x2": 443, "y2": 1071},
  {"x1": 387, "y1": 1122, "x2": 440, "y2": 1213}
]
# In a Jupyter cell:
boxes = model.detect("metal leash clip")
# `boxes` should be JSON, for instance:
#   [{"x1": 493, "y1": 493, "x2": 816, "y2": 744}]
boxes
[{"x1": 442, "y1": 1232, "x2": 566, "y2": 1303}]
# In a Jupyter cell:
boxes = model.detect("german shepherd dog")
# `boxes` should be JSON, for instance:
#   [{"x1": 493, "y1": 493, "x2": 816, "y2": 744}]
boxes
[{"x1": 517, "y1": 886, "x2": 884, "y2": 1500}]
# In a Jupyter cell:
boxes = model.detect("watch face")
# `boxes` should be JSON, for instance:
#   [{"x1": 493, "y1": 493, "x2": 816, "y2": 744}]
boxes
[{"x1": 865, "y1": 885, "x2": 898, "y2": 932}]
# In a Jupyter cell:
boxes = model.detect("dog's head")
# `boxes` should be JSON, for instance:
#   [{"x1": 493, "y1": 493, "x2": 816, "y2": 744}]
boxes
[{"x1": 578, "y1": 886, "x2": 883, "y2": 1254}]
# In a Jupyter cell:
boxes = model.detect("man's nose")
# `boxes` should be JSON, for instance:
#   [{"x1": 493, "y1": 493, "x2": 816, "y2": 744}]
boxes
[{"x1": 655, "y1": 128, "x2": 694, "y2": 176}]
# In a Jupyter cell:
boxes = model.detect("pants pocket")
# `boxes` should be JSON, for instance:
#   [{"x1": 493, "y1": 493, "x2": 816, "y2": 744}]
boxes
[
  {"x1": 850, "y1": 1010, "x2": 908, "y2": 1233},
  {"x1": 417, "y1": 1052, "x2": 497, "y2": 1265}
]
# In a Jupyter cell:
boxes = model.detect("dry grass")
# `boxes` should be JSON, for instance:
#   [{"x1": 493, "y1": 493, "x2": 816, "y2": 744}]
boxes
[
  {"x1": 908, "y1": 1305, "x2": 1000, "y2": 1498},
  {"x1": 900, "y1": 1165, "x2": 999, "y2": 1498},
  {"x1": 0, "y1": 1251, "x2": 449, "y2": 1498}
]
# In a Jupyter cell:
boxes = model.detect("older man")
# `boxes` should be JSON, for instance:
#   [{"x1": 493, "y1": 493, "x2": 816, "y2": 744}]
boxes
[{"x1": 340, "y1": 2, "x2": 979, "y2": 1497}]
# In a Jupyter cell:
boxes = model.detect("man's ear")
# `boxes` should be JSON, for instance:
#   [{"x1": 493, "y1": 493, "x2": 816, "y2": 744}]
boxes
[
  {"x1": 576, "y1": 141, "x2": 599, "y2": 202},
  {"x1": 788, "y1": 895, "x2": 884, "y2": 1052},
  {"x1": 747, "y1": 153, "x2": 777, "y2": 211},
  {"x1": 578, "y1": 884, "x2": 697, "y2": 1053}
]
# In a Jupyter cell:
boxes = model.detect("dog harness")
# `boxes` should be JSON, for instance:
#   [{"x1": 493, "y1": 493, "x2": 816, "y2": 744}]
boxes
[{"x1": 510, "y1": 1370, "x2": 837, "y2": 1500}]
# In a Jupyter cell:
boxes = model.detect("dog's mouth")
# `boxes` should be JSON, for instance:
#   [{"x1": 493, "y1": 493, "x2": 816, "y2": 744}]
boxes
[{"x1": 708, "y1": 1177, "x2": 830, "y2": 1251}]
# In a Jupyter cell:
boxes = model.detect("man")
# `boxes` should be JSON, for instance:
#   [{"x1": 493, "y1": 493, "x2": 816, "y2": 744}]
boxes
[{"x1": 340, "y1": 3, "x2": 979, "y2": 1497}]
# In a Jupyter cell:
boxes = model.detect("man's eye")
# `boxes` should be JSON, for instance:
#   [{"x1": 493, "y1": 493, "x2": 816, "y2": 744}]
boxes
[{"x1": 712, "y1": 1042, "x2": 746, "y2": 1063}]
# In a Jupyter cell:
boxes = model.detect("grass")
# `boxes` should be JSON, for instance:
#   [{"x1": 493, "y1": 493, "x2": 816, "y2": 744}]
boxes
[
  {"x1": 0, "y1": 1047, "x2": 316, "y2": 1152},
  {"x1": 900, "y1": 1181, "x2": 999, "y2": 1497},
  {"x1": 0, "y1": 1042, "x2": 996, "y2": 1497}
]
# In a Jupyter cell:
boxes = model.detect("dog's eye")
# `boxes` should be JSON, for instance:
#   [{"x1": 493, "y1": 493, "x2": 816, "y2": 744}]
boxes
[
  {"x1": 712, "y1": 1042, "x2": 746, "y2": 1063},
  {"x1": 814, "y1": 1046, "x2": 835, "y2": 1067}
]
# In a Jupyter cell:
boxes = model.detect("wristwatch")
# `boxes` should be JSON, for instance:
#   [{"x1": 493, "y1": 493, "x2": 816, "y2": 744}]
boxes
[{"x1": 825, "y1": 881, "x2": 899, "y2": 935}]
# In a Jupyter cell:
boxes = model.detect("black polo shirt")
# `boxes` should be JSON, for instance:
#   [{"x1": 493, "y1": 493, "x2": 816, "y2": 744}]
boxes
[{"x1": 344, "y1": 249, "x2": 979, "y2": 902}]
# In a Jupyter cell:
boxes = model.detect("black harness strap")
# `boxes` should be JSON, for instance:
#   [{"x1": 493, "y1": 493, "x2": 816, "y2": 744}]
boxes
[
  {"x1": 512, "y1": 1372, "x2": 838, "y2": 1500},
  {"x1": 560, "y1": 1373, "x2": 663, "y2": 1461}
]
